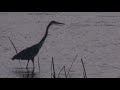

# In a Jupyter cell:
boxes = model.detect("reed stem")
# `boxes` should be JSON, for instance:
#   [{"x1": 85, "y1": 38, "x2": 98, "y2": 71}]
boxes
[
  {"x1": 66, "y1": 54, "x2": 78, "y2": 78},
  {"x1": 81, "y1": 58, "x2": 87, "y2": 78},
  {"x1": 8, "y1": 36, "x2": 22, "y2": 68}
]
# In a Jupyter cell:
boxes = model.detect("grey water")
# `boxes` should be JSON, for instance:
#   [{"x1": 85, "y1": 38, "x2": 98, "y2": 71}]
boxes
[{"x1": 1, "y1": 12, "x2": 120, "y2": 78}]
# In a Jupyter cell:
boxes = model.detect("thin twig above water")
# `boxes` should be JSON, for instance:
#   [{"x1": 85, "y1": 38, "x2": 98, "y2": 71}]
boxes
[
  {"x1": 8, "y1": 36, "x2": 22, "y2": 68},
  {"x1": 81, "y1": 58, "x2": 87, "y2": 78},
  {"x1": 66, "y1": 54, "x2": 78, "y2": 78}
]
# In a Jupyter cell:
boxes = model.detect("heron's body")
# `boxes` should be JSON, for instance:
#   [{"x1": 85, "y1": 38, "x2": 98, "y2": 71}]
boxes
[
  {"x1": 11, "y1": 21, "x2": 64, "y2": 68},
  {"x1": 12, "y1": 44, "x2": 39, "y2": 60},
  {"x1": 12, "y1": 33, "x2": 46, "y2": 60}
]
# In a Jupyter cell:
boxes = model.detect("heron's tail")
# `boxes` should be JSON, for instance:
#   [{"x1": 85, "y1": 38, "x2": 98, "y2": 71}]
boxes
[{"x1": 11, "y1": 56, "x2": 15, "y2": 60}]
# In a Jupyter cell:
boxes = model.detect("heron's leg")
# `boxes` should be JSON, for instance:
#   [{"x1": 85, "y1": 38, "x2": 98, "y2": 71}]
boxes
[
  {"x1": 31, "y1": 67, "x2": 35, "y2": 78},
  {"x1": 31, "y1": 58, "x2": 35, "y2": 69},
  {"x1": 26, "y1": 60, "x2": 29, "y2": 68}
]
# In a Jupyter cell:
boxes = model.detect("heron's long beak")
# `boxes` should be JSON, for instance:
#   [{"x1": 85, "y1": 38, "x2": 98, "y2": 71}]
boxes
[{"x1": 56, "y1": 22, "x2": 65, "y2": 25}]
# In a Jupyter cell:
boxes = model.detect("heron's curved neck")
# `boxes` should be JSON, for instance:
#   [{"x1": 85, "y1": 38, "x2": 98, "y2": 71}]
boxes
[
  {"x1": 45, "y1": 23, "x2": 52, "y2": 37},
  {"x1": 38, "y1": 22, "x2": 52, "y2": 45}
]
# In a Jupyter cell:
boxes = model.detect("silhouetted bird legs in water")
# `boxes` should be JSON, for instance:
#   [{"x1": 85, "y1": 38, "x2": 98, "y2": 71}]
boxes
[
  {"x1": 26, "y1": 59, "x2": 35, "y2": 69},
  {"x1": 32, "y1": 58, "x2": 35, "y2": 69},
  {"x1": 25, "y1": 65, "x2": 35, "y2": 78},
  {"x1": 26, "y1": 60, "x2": 30, "y2": 68}
]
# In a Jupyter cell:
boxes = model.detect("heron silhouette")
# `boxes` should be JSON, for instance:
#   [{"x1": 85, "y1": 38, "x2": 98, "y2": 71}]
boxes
[{"x1": 12, "y1": 21, "x2": 64, "y2": 68}]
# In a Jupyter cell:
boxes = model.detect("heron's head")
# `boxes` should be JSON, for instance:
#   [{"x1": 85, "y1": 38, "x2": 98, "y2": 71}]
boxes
[{"x1": 50, "y1": 21, "x2": 65, "y2": 26}]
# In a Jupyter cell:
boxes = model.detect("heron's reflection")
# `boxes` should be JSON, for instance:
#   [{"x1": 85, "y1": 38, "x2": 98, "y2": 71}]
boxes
[{"x1": 12, "y1": 67, "x2": 39, "y2": 78}]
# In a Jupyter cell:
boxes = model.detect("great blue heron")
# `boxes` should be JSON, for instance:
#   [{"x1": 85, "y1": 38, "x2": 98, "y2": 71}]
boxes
[{"x1": 12, "y1": 21, "x2": 64, "y2": 68}]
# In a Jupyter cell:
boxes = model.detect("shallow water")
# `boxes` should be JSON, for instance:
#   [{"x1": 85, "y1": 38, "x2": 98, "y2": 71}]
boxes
[{"x1": 1, "y1": 12, "x2": 120, "y2": 78}]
